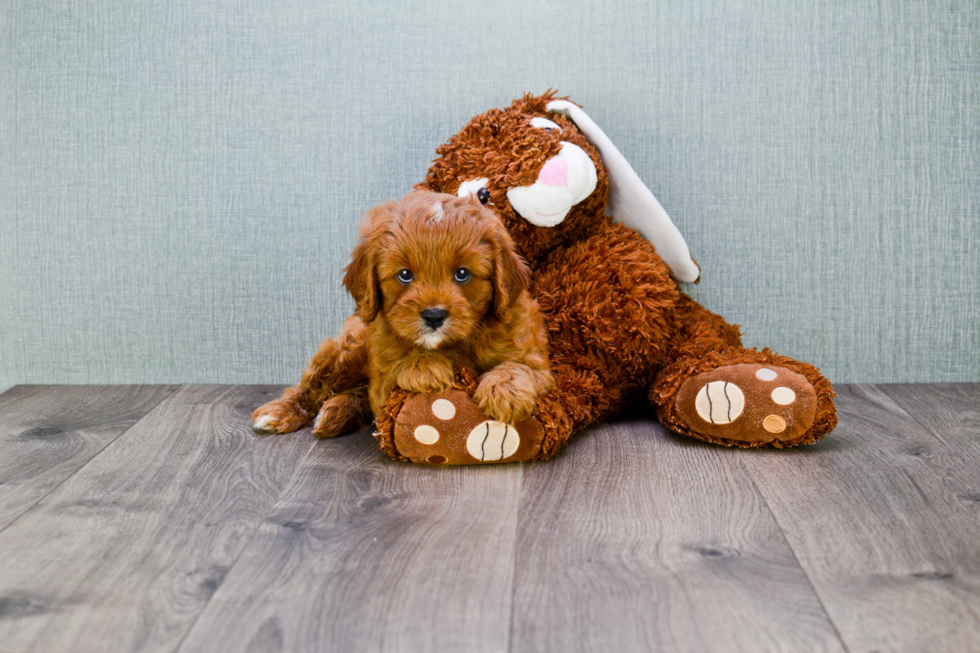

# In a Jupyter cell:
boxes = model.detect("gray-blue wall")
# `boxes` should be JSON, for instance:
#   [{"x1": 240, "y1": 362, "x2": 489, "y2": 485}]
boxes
[{"x1": 2, "y1": 0, "x2": 978, "y2": 391}]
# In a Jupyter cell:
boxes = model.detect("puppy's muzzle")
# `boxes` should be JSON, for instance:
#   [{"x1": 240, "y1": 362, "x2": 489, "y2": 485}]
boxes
[{"x1": 421, "y1": 308, "x2": 448, "y2": 330}]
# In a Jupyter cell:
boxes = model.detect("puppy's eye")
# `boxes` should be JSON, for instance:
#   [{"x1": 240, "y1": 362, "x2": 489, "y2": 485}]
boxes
[
  {"x1": 453, "y1": 268, "x2": 471, "y2": 283},
  {"x1": 476, "y1": 188, "x2": 490, "y2": 205},
  {"x1": 396, "y1": 269, "x2": 414, "y2": 284}
]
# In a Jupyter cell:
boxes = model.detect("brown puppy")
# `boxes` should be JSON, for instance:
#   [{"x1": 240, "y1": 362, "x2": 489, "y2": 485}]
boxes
[{"x1": 347, "y1": 190, "x2": 553, "y2": 426}]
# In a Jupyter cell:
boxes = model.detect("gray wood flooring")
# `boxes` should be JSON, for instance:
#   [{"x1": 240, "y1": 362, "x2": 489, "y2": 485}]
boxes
[{"x1": 0, "y1": 384, "x2": 977, "y2": 653}]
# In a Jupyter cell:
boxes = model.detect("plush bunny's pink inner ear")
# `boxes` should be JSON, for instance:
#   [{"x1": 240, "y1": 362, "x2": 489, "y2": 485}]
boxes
[{"x1": 547, "y1": 100, "x2": 700, "y2": 283}]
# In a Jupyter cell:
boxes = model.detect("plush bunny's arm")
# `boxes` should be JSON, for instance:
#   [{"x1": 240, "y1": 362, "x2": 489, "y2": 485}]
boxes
[{"x1": 547, "y1": 100, "x2": 700, "y2": 283}]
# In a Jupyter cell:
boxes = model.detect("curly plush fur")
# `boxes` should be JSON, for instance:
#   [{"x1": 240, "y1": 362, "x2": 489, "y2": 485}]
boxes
[{"x1": 254, "y1": 91, "x2": 837, "y2": 459}]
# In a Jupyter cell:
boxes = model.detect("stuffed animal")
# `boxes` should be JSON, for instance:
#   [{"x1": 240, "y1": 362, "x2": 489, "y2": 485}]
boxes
[{"x1": 253, "y1": 91, "x2": 837, "y2": 464}]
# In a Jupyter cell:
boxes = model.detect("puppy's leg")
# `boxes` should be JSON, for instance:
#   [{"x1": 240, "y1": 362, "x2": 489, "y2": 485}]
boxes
[
  {"x1": 475, "y1": 361, "x2": 553, "y2": 424},
  {"x1": 394, "y1": 353, "x2": 455, "y2": 395},
  {"x1": 313, "y1": 386, "x2": 372, "y2": 438},
  {"x1": 252, "y1": 384, "x2": 314, "y2": 434},
  {"x1": 252, "y1": 315, "x2": 368, "y2": 434}
]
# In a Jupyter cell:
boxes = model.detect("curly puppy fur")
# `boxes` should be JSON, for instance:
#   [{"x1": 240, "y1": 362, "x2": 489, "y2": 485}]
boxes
[
  {"x1": 346, "y1": 190, "x2": 553, "y2": 425},
  {"x1": 251, "y1": 313, "x2": 370, "y2": 438},
  {"x1": 254, "y1": 191, "x2": 554, "y2": 438}
]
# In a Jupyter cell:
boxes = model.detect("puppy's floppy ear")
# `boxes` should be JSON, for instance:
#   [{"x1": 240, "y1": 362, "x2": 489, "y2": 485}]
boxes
[
  {"x1": 547, "y1": 99, "x2": 701, "y2": 284},
  {"x1": 342, "y1": 206, "x2": 387, "y2": 322},
  {"x1": 487, "y1": 217, "x2": 532, "y2": 320}
]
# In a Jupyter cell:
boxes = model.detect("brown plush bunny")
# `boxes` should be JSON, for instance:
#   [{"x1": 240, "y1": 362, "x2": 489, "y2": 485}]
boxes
[{"x1": 253, "y1": 91, "x2": 837, "y2": 464}]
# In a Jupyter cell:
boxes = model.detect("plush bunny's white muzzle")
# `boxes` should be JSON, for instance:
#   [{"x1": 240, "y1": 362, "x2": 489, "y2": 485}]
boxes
[{"x1": 506, "y1": 142, "x2": 598, "y2": 228}]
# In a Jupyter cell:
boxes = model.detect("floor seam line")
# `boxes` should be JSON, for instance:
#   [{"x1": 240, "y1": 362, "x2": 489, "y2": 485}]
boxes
[
  {"x1": 874, "y1": 383, "x2": 970, "y2": 445},
  {"x1": 738, "y1": 450, "x2": 852, "y2": 653},
  {"x1": 506, "y1": 462, "x2": 525, "y2": 653},
  {"x1": 172, "y1": 435, "x2": 319, "y2": 653},
  {"x1": 0, "y1": 384, "x2": 181, "y2": 538}
]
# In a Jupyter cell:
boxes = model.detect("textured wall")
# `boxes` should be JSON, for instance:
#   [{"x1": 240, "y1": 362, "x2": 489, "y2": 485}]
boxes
[{"x1": 1, "y1": 0, "x2": 978, "y2": 388}]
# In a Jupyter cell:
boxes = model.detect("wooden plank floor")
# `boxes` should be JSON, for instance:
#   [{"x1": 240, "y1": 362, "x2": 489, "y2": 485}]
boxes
[{"x1": 0, "y1": 384, "x2": 977, "y2": 653}]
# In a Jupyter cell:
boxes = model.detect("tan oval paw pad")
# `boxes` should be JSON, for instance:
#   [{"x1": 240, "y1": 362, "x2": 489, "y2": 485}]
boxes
[
  {"x1": 413, "y1": 424, "x2": 440, "y2": 444},
  {"x1": 755, "y1": 368, "x2": 778, "y2": 381},
  {"x1": 431, "y1": 398, "x2": 456, "y2": 420},
  {"x1": 763, "y1": 415, "x2": 787, "y2": 433},
  {"x1": 770, "y1": 387, "x2": 796, "y2": 405}
]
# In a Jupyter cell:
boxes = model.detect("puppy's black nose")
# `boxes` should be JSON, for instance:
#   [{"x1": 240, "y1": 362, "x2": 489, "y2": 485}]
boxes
[{"x1": 421, "y1": 308, "x2": 448, "y2": 329}]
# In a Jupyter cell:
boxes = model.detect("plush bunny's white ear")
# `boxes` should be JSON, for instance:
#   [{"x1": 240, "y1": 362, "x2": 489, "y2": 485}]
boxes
[{"x1": 547, "y1": 100, "x2": 700, "y2": 283}]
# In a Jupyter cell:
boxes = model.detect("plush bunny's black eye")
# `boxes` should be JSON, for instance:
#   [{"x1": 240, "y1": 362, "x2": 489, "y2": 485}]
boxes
[
  {"x1": 476, "y1": 188, "x2": 490, "y2": 205},
  {"x1": 397, "y1": 269, "x2": 414, "y2": 284},
  {"x1": 454, "y1": 268, "x2": 471, "y2": 283}
]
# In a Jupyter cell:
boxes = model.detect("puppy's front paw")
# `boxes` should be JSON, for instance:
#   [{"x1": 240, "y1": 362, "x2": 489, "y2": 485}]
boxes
[
  {"x1": 251, "y1": 399, "x2": 308, "y2": 435},
  {"x1": 396, "y1": 360, "x2": 455, "y2": 395},
  {"x1": 475, "y1": 365, "x2": 539, "y2": 424}
]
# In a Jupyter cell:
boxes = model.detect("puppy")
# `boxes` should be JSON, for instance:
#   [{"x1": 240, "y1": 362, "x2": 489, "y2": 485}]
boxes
[{"x1": 345, "y1": 190, "x2": 554, "y2": 425}]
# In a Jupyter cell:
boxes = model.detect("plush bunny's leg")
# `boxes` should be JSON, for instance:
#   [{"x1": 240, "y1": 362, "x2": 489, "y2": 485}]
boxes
[
  {"x1": 252, "y1": 315, "x2": 369, "y2": 434},
  {"x1": 651, "y1": 296, "x2": 837, "y2": 447}
]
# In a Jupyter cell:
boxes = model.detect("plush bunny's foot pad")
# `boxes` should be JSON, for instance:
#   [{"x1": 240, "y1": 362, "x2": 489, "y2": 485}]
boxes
[
  {"x1": 675, "y1": 363, "x2": 817, "y2": 446},
  {"x1": 388, "y1": 390, "x2": 544, "y2": 464}
]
